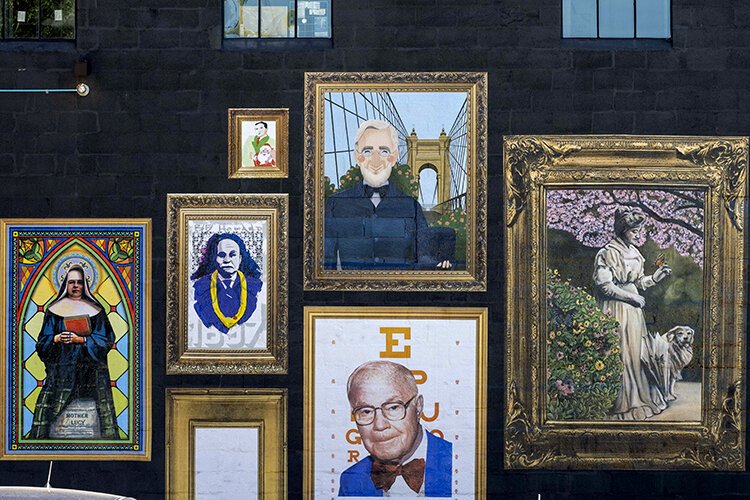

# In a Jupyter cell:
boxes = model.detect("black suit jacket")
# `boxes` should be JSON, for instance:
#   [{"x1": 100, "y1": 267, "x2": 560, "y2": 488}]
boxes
[{"x1": 324, "y1": 182, "x2": 455, "y2": 270}]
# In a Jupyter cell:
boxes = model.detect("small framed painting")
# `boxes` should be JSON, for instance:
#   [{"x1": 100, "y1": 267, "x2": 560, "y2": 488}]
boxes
[
  {"x1": 165, "y1": 388, "x2": 287, "y2": 499},
  {"x1": 166, "y1": 194, "x2": 288, "y2": 374},
  {"x1": 304, "y1": 306, "x2": 487, "y2": 498},
  {"x1": 0, "y1": 219, "x2": 151, "y2": 460},
  {"x1": 228, "y1": 108, "x2": 289, "y2": 178}
]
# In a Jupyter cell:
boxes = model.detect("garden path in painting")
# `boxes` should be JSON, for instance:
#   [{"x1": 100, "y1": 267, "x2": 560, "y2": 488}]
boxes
[{"x1": 546, "y1": 189, "x2": 703, "y2": 422}]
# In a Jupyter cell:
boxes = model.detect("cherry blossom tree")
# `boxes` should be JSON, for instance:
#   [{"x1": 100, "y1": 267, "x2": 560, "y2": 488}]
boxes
[{"x1": 547, "y1": 189, "x2": 704, "y2": 267}]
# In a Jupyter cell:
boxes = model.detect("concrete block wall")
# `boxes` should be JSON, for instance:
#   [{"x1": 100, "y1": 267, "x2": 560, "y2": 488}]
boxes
[{"x1": 1, "y1": 0, "x2": 748, "y2": 498}]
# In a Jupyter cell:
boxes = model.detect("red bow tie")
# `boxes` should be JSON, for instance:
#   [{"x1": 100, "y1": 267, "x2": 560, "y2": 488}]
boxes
[{"x1": 371, "y1": 457, "x2": 425, "y2": 493}]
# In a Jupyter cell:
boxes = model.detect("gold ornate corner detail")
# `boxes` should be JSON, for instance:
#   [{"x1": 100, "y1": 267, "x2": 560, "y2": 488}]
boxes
[
  {"x1": 677, "y1": 141, "x2": 747, "y2": 231},
  {"x1": 676, "y1": 381, "x2": 744, "y2": 470},
  {"x1": 505, "y1": 381, "x2": 558, "y2": 468},
  {"x1": 505, "y1": 138, "x2": 581, "y2": 227}
]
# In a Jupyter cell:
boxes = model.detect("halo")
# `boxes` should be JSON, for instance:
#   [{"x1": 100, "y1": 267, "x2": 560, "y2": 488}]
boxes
[{"x1": 53, "y1": 254, "x2": 99, "y2": 291}]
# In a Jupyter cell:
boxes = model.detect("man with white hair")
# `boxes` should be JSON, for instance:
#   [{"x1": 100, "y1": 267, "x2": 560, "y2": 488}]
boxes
[
  {"x1": 324, "y1": 119, "x2": 454, "y2": 270},
  {"x1": 339, "y1": 360, "x2": 452, "y2": 497}
]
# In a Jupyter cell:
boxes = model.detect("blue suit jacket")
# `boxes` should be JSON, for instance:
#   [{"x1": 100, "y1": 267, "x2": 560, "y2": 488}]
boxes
[
  {"x1": 338, "y1": 431, "x2": 452, "y2": 497},
  {"x1": 324, "y1": 182, "x2": 455, "y2": 270},
  {"x1": 192, "y1": 272, "x2": 262, "y2": 334}
]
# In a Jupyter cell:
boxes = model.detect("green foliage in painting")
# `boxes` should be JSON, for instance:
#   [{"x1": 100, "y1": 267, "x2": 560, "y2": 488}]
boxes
[
  {"x1": 546, "y1": 268, "x2": 623, "y2": 420},
  {"x1": 330, "y1": 163, "x2": 419, "y2": 199},
  {"x1": 323, "y1": 176, "x2": 336, "y2": 198},
  {"x1": 432, "y1": 207, "x2": 466, "y2": 263}
]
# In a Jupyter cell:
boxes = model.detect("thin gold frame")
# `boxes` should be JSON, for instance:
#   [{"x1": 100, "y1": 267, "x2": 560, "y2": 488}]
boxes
[
  {"x1": 228, "y1": 108, "x2": 289, "y2": 179},
  {"x1": 303, "y1": 72, "x2": 488, "y2": 291},
  {"x1": 504, "y1": 135, "x2": 747, "y2": 470},
  {"x1": 0, "y1": 218, "x2": 152, "y2": 461},
  {"x1": 166, "y1": 194, "x2": 288, "y2": 374},
  {"x1": 165, "y1": 388, "x2": 287, "y2": 500},
  {"x1": 303, "y1": 306, "x2": 488, "y2": 498}
]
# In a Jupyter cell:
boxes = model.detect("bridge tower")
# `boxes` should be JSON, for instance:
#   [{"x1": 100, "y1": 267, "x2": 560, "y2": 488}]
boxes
[{"x1": 406, "y1": 128, "x2": 452, "y2": 210}]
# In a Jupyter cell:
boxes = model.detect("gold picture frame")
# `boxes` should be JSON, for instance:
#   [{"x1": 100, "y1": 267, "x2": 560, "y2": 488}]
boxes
[
  {"x1": 304, "y1": 306, "x2": 487, "y2": 498},
  {"x1": 0, "y1": 219, "x2": 152, "y2": 460},
  {"x1": 228, "y1": 108, "x2": 289, "y2": 178},
  {"x1": 165, "y1": 388, "x2": 287, "y2": 500},
  {"x1": 303, "y1": 72, "x2": 488, "y2": 291},
  {"x1": 166, "y1": 194, "x2": 288, "y2": 374},
  {"x1": 504, "y1": 135, "x2": 747, "y2": 469}
]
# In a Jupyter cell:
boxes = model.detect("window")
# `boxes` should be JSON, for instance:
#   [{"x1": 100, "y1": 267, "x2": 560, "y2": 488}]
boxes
[
  {"x1": 224, "y1": 0, "x2": 330, "y2": 39},
  {"x1": 563, "y1": 0, "x2": 670, "y2": 39},
  {"x1": 2, "y1": 0, "x2": 75, "y2": 39}
]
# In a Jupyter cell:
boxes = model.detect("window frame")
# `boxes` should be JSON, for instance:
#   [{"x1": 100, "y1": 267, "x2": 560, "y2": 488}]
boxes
[
  {"x1": 222, "y1": 0, "x2": 332, "y2": 42},
  {"x1": 561, "y1": 0, "x2": 672, "y2": 41},
  {"x1": 1, "y1": 0, "x2": 76, "y2": 41}
]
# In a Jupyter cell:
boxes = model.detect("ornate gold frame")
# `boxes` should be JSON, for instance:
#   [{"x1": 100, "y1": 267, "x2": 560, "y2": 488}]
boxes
[
  {"x1": 303, "y1": 306, "x2": 488, "y2": 498},
  {"x1": 166, "y1": 194, "x2": 288, "y2": 374},
  {"x1": 0, "y1": 218, "x2": 152, "y2": 461},
  {"x1": 303, "y1": 72, "x2": 488, "y2": 291},
  {"x1": 228, "y1": 108, "x2": 289, "y2": 179},
  {"x1": 165, "y1": 389, "x2": 287, "y2": 500},
  {"x1": 504, "y1": 135, "x2": 747, "y2": 470}
]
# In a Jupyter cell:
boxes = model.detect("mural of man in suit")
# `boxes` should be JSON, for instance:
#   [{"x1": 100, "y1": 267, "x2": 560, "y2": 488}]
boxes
[
  {"x1": 324, "y1": 119, "x2": 454, "y2": 270},
  {"x1": 242, "y1": 121, "x2": 275, "y2": 168},
  {"x1": 339, "y1": 360, "x2": 452, "y2": 497}
]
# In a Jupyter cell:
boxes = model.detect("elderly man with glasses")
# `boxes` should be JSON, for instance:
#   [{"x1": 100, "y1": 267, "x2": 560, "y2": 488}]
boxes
[{"x1": 339, "y1": 360, "x2": 452, "y2": 497}]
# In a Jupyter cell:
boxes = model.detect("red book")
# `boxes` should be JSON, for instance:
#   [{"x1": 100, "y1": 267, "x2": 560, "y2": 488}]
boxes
[{"x1": 64, "y1": 315, "x2": 92, "y2": 337}]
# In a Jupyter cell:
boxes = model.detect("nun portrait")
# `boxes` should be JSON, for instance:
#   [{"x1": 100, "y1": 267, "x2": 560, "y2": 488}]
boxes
[
  {"x1": 29, "y1": 265, "x2": 120, "y2": 439},
  {"x1": 191, "y1": 233, "x2": 263, "y2": 335}
]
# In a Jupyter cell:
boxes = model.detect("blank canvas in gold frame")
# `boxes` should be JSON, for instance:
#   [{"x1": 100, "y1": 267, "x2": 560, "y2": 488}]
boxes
[
  {"x1": 166, "y1": 194, "x2": 288, "y2": 374},
  {"x1": 504, "y1": 135, "x2": 746, "y2": 470},
  {"x1": 165, "y1": 389, "x2": 287, "y2": 500},
  {"x1": 228, "y1": 108, "x2": 289, "y2": 178},
  {"x1": 303, "y1": 72, "x2": 488, "y2": 291}
]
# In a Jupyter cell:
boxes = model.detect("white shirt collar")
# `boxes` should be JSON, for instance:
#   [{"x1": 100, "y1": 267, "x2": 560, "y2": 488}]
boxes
[{"x1": 382, "y1": 428, "x2": 428, "y2": 497}]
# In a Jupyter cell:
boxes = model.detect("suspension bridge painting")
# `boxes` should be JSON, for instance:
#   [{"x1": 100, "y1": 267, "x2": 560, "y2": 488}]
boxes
[{"x1": 303, "y1": 72, "x2": 488, "y2": 291}]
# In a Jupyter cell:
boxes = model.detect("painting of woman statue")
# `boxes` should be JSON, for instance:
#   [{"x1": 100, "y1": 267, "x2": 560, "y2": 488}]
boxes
[
  {"x1": 593, "y1": 208, "x2": 673, "y2": 420},
  {"x1": 29, "y1": 265, "x2": 120, "y2": 439}
]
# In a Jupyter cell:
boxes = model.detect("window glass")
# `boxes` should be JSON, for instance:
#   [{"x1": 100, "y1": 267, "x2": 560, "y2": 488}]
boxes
[
  {"x1": 225, "y1": 0, "x2": 330, "y2": 39},
  {"x1": 636, "y1": 0, "x2": 670, "y2": 38},
  {"x1": 562, "y1": 0, "x2": 597, "y2": 38},
  {"x1": 5, "y1": 0, "x2": 74, "y2": 39},
  {"x1": 8, "y1": 0, "x2": 39, "y2": 38},
  {"x1": 240, "y1": 0, "x2": 259, "y2": 37},
  {"x1": 598, "y1": 0, "x2": 634, "y2": 38},
  {"x1": 40, "y1": 0, "x2": 74, "y2": 38},
  {"x1": 260, "y1": 0, "x2": 294, "y2": 38},
  {"x1": 297, "y1": 0, "x2": 329, "y2": 38}
]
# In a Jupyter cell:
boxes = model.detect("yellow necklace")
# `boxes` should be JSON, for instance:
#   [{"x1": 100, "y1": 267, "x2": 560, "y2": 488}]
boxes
[{"x1": 210, "y1": 270, "x2": 247, "y2": 330}]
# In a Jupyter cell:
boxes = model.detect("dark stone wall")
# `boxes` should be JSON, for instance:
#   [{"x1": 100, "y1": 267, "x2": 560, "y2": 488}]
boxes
[{"x1": 0, "y1": 0, "x2": 748, "y2": 498}]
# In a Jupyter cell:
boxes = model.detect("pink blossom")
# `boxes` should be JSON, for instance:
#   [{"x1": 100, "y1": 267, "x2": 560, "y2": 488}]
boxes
[{"x1": 547, "y1": 189, "x2": 704, "y2": 267}]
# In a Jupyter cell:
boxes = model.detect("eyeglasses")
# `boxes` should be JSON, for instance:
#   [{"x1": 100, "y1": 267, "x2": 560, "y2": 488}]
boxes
[{"x1": 352, "y1": 395, "x2": 417, "y2": 426}]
